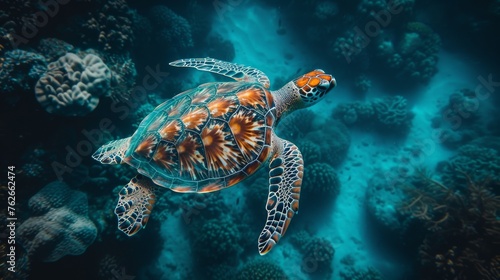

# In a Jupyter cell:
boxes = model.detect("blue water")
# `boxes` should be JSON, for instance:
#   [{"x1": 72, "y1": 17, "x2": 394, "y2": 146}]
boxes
[{"x1": 1, "y1": 1, "x2": 499, "y2": 279}]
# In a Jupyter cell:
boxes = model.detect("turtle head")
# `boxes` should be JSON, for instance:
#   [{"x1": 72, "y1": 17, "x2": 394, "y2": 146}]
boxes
[{"x1": 293, "y1": 69, "x2": 336, "y2": 107}]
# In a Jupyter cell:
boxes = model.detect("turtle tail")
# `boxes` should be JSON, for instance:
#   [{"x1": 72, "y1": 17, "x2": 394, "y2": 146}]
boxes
[{"x1": 92, "y1": 137, "x2": 131, "y2": 165}]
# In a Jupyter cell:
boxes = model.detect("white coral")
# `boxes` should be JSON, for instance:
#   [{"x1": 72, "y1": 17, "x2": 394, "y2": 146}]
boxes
[{"x1": 35, "y1": 53, "x2": 111, "y2": 116}]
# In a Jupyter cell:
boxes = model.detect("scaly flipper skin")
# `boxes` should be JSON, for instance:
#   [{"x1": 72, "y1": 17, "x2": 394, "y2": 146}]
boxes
[
  {"x1": 258, "y1": 137, "x2": 303, "y2": 255},
  {"x1": 115, "y1": 174, "x2": 160, "y2": 236},
  {"x1": 169, "y1": 58, "x2": 271, "y2": 89},
  {"x1": 92, "y1": 137, "x2": 130, "y2": 165}
]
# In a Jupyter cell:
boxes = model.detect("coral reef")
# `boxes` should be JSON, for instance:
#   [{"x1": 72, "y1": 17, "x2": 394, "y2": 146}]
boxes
[
  {"x1": 315, "y1": 1, "x2": 339, "y2": 21},
  {"x1": 79, "y1": 0, "x2": 134, "y2": 52},
  {"x1": 373, "y1": 95, "x2": 415, "y2": 134},
  {"x1": 276, "y1": 108, "x2": 316, "y2": 139},
  {"x1": 401, "y1": 173, "x2": 500, "y2": 280},
  {"x1": 295, "y1": 139, "x2": 322, "y2": 164},
  {"x1": 17, "y1": 181, "x2": 97, "y2": 262},
  {"x1": 354, "y1": 74, "x2": 372, "y2": 94},
  {"x1": 302, "y1": 162, "x2": 341, "y2": 199},
  {"x1": 376, "y1": 22, "x2": 441, "y2": 83},
  {"x1": 147, "y1": 6, "x2": 193, "y2": 55},
  {"x1": 189, "y1": 217, "x2": 241, "y2": 265},
  {"x1": 334, "y1": 96, "x2": 414, "y2": 136},
  {"x1": 432, "y1": 88, "x2": 485, "y2": 148},
  {"x1": 0, "y1": 49, "x2": 47, "y2": 94},
  {"x1": 36, "y1": 38, "x2": 75, "y2": 63},
  {"x1": 302, "y1": 237, "x2": 335, "y2": 276},
  {"x1": 340, "y1": 266, "x2": 385, "y2": 280},
  {"x1": 437, "y1": 138, "x2": 500, "y2": 192},
  {"x1": 306, "y1": 121, "x2": 351, "y2": 166},
  {"x1": 365, "y1": 171, "x2": 407, "y2": 233},
  {"x1": 237, "y1": 259, "x2": 288, "y2": 280},
  {"x1": 35, "y1": 53, "x2": 112, "y2": 116}
]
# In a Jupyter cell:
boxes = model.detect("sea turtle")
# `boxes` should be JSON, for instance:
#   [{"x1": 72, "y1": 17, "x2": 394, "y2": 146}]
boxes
[{"x1": 92, "y1": 58, "x2": 336, "y2": 255}]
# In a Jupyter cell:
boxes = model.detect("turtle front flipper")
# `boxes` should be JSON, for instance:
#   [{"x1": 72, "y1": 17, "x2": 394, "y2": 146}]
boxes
[
  {"x1": 115, "y1": 175, "x2": 159, "y2": 236},
  {"x1": 169, "y1": 58, "x2": 271, "y2": 89},
  {"x1": 258, "y1": 138, "x2": 303, "y2": 255},
  {"x1": 92, "y1": 137, "x2": 130, "y2": 164}
]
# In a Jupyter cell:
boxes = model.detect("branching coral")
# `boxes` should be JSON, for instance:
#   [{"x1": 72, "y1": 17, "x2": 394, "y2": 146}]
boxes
[
  {"x1": 17, "y1": 181, "x2": 97, "y2": 262},
  {"x1": 35, "y1": 53, "x2": 111, "y2": 116},
  {"x1": 401, "y1": 173, "x2": 500, "y2": 280}
]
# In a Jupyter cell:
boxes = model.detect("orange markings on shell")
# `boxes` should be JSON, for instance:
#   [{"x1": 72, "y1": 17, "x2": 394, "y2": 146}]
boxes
[
  {"x1": 135, "y1": 135, "x2": 157, "y2": 159},
  {"x1": 172, "y1": 186, "x2": 193, "y2": 193},
  {"x1": 265, "y1": 90, "x2": 275, "y2": 108},
  {"x1": 202, "y1": 122, "x2": 242, "y2": 175},
  {"x1": 236, "y1": 87, "x2": 266, "y2": 108},
  {"x1": 168, "y1": 97, "x2": 190, "y2": 117},
  {"x1": 177, "y1": 133, "x2": 205, "y2": 179},
  {"x1": 244, "y1": 160, "x2": 261, "y2": 175},
  {"x1": 159, "y1": 120, "x2": 181, "y2": 141},
  {"x1": 153, "y1": 143, "x2": 177, "y2": 172},
  {"x1": 191, "y1": 88, "x2": 213, "y2": 104},
  {"x1": 229, "y1": 110, "x2": 264, "y2": 160},
  {"x1": 226, "y1": 173, "x2": 246, "y2": 186},
  {"x1": 207, "y1": 96, "x2": 237, "y2": 118},
  {"x1": 257, "y1": 145, "x2": 271, "y2": 163},
  {"x1": 199, "y1": 182, "x2": 223, "y2": 193},
  {"x1": 291, "y1": 201, "x2": 299, "y2": 212},
  {"x1": 181, "y1": 107, "x2": 208, "y2": 131}
]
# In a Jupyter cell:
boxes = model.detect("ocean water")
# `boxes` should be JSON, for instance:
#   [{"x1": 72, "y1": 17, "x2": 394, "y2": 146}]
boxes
[{"x1": 1, "y1": 1, "x2": 499, "y2": 280}]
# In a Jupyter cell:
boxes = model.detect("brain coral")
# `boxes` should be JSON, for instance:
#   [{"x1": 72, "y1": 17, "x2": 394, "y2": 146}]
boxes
[
  {"x1": 35, "y1": 53, "x2": 111, "y2": 116},
  {"x1": 17, "y1": 181, "x2": 97, "y2": 262}
]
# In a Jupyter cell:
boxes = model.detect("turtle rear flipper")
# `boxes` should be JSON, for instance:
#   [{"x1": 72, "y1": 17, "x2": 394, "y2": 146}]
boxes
[
  {"x1": 115, "y1": 175, "x2": 159, "y2": 236},
  {"x1": 258, "y1": 137, "x2": 303, "y2": 255},
  {"x1": 92, "y1": 137, "x2": 130, "y2": 164},
  {"x1": 169, "y1": 58, "x2": 271, "y2": 89}
]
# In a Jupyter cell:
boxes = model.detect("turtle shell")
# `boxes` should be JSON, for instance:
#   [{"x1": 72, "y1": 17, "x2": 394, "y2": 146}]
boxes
[{"x1": 124, "y1": 82, "x2": 276, "y2": 193}]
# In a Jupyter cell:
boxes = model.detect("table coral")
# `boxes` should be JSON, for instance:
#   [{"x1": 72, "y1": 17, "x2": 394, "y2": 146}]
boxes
[
  {"x1": 17, "y1": 181, "x2": 97, "y2": 262},
  {"x1": 35, "y1": 53, "x2": 112, "y2": 116}
]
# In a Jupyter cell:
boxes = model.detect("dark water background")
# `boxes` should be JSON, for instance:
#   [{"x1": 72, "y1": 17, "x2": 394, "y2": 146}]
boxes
[{"x1": 1, "y1": 0, "x2": 499, "y2": 279}]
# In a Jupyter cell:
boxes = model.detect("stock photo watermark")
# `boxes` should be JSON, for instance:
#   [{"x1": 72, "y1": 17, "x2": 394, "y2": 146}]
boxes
[
  {"x1": 213, "y1": 0, "x2": 245, "y2": 20},
  {"x1": 51, "y1": 64, "x2": 170, "y2": 181},
  {"x1": 7, "y1": 0, "x2": 71, "y2": 49},
  {"x1": 384, "y1": 73, "x2": 500, "y2": 187},
  {"x1": 339, "y1": 0, "x2": 403, "y2": 63}
]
